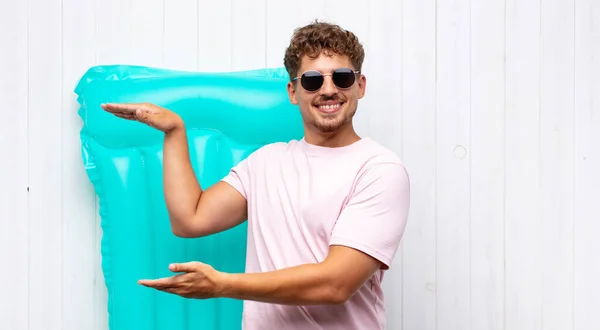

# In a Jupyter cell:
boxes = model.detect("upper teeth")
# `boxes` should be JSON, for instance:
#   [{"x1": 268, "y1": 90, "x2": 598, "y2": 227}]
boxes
[{"x1": 319, "y1": 104, "x2": 340, "y2": 110}]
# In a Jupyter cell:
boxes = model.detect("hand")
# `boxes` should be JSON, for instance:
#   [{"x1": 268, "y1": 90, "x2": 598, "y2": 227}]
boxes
[
  {"x1": 138, "y1": 261, "x2": 226, "y2": 299},
  {"x1": 101, "y1": 102, "x2": 184, "y2": 133}
]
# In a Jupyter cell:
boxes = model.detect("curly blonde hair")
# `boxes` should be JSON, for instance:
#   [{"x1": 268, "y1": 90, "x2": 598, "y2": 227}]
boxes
[{"x1": 283, "y1": 20, "x2": 365, "y2": 80}]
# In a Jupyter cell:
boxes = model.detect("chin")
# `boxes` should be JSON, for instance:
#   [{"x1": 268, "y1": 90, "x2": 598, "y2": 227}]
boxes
[
  {"x1": 300, "y1": 102, "x2": 355, "y2": 133},
  {"x1": 312, "y1": 113, "x2": 350, "y2": 133}
]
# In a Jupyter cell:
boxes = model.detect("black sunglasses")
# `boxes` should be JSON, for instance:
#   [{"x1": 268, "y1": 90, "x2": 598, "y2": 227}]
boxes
[{"x1": 292, "y1": 68, "x2": 360, "y2": 92}]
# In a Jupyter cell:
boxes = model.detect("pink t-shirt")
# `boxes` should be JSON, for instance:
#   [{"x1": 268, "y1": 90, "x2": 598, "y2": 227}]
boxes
[{"x1": 221, "y1": 137, "x2": 410, "y2": 330}]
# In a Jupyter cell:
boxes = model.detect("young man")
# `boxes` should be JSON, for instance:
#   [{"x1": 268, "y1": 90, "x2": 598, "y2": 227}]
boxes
[{"x1": 102, "y1": 21, "x2": 410, "y2": 330}]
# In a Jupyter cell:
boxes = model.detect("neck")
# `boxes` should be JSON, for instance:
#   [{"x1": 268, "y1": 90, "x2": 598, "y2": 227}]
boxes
[{"x1": 303, "y1": 122, "x2": 361, "y2": 148}]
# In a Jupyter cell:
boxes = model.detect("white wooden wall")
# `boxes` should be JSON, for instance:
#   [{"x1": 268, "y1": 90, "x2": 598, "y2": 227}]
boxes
[{"x1": 0, "y1": 0, "x2": 598, "y2": 329}]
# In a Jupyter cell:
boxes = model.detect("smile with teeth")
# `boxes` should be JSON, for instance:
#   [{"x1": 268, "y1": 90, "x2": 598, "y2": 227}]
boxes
[{"x1": 316, "y1": 103, "x2": 342, "y2": 112}]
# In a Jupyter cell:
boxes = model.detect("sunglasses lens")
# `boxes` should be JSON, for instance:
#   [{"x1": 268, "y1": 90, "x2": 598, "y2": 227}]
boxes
[
  {"x1": 332, "y1": 68, "x2": 356, "y2": 89},
  {"x1": 300, "y1": 71, "x2": 324, "y2": 91},
  {"x1": 298, "y1": 68, "x2": 357, "y2": 91}
]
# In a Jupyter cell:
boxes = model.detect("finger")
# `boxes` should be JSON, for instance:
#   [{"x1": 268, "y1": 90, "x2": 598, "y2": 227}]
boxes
[
  {"x1": 102, "y1": 106, "x2": 135, "y2": 116},
  {"x1": 169, "y1": 262, "x2": 202, "y2": 273},
  {"x1": 114, "y1": 113, "x2": 136, "y2": 120},
  {"x1": 138, "y1": 276, "x2": 179, "y2": 289},
  {"x1": 101, "y1": 103, "x2": 144, "y2": 114},
  {"x1": 143, "y1": 284, "x2": 181, "y2": 297}
]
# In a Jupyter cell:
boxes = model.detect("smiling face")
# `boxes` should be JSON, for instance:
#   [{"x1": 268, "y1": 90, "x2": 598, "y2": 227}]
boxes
[{"x1": 287, "y1": 52, "x2": 366, "y2": 136}]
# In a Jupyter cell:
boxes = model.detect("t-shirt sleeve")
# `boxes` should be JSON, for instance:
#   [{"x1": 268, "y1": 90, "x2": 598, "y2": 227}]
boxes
[
  {"x1": 220, "y1": 143, "x2": 276, "y2": 199},
  {"x1": 220, "y1": 156, "x2": 252, "y2": 199},
  {"x1": 329, "y1": 163, "x2": 410, "y2": 269}
]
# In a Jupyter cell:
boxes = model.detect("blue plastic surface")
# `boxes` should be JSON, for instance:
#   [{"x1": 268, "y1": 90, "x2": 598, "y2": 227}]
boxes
[{"x1": 75, "y1": 65, "x2": 304, "y2": 330}]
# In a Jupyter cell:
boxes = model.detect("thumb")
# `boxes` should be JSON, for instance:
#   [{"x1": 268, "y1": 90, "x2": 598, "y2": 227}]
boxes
[
  {"x1": 134, "y1": 108, "x2": 162, "y2": 131},
  {"x1": 169, "y1": 262, "x2": 201, "y2": 273},
  {"x1": 134, "y1": 108, "x2": 149, "y2": 123}
]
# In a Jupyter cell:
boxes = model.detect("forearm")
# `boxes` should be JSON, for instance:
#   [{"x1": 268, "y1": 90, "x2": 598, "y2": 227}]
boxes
[
  {"x1": 219, "y1": 263, "x2": 346, "y2": 305},
  {"x1": 162, "y1": 124, "x2": 202, "y2": 231}
]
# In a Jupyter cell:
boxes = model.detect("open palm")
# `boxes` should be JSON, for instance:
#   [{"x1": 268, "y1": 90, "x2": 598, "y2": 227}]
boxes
[{"x1": 101, "y1": 102, "x2": 184, "y2": 133}]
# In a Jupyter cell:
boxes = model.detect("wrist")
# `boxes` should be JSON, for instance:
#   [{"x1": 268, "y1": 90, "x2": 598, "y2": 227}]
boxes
[
  {"x1": 165, "y1": 118, "x2": 185, "y2": 135},
  {"x1": 215, "y1": 271, "x2": 235, "y2": 299}
]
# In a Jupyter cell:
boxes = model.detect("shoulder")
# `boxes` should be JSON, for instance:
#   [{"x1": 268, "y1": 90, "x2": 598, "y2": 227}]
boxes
[
  {"x1": 351, "y1": 138, "x2": 410, "y2": 194},
  {"x1": 359, "y1": 138, "x2": 408, "y2": 176}
]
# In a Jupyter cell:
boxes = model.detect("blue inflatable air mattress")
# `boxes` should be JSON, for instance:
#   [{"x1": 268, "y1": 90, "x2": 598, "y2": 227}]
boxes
[{"x1": 74, "y1": 64, "x2": 304, "y2": 330}]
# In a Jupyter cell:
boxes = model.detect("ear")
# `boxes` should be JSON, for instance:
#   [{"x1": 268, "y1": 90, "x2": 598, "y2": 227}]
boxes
[
  {"x1": 357, "y1": 74, "x2": 367, "y2": 100},
  {"x1": 287, "y1": 81, "x2": 299, "y2": 105}
]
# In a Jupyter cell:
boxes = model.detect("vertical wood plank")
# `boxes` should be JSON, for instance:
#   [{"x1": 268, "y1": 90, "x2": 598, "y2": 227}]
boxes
[
  {"x1": 574, "y1": 0, "x2": 600, "y2": 329},
  {"x1": 366, "y1": 2, "x2": 403, "y2": 327},
  {"x1": 130, "y1": 0, "x2": 164, "y2": 67},
  {"x1": 96, "y1": 0, "x2": 132, "y2": 65},
  {"x1": 61, "y1": 0, "x2": 99, "y2": 329},
  {"x1": 470, "y1": 0, "x2": 506, "y2": 328},
  {"x1": 0, "y1": 0, "x2": 29, "y2": 328},
  {"x1": 28, "y1": 0, "x2": 64, "y2": 328},
  {"x1": 265, "y1": 1, "x2": 324, "y2": 69},
  {"x1": 540, "y1": 0, "x2": 575, "y2": 329},
  {"x1": 365, "y1": 1, "x2": 402, "y2": 155},
  {"x1": 321, "y1": 0, "x2": 369, "y2": 44},
  {"x1": 505, "y1": 0, "x2": 543, "y2": 329},
  {"x1": 293, "y1": 0, "x2": 325, "y2": 26},
  {"x1": 164, "y1": 0, "x2": 198, "y2": 71},
  {"x1": 230, "y1": 0, "x2": 266, "y2": 70},
  {"x1": 401, "y1": 0, "x2": 437, "y2": 328},
  {"x1": 265, "y1": 1, "x2": 297, "y2": 69},
  {"x1": 436, "y1": 0, "x2": 471, "y2": 328},
  {"x1": 197, "y1": 0, "x2": 232, "y2": 71}
]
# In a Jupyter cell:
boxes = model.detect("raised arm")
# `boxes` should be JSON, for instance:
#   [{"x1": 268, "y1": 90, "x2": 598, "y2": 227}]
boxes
[{"x1": 101, "y1": 102, "x2": 248, "y2": 238}]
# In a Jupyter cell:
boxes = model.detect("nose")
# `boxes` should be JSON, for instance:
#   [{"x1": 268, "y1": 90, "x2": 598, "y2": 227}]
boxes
[{"x1": 319, "y1": 74, "x2": 338, "y2": 96}]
